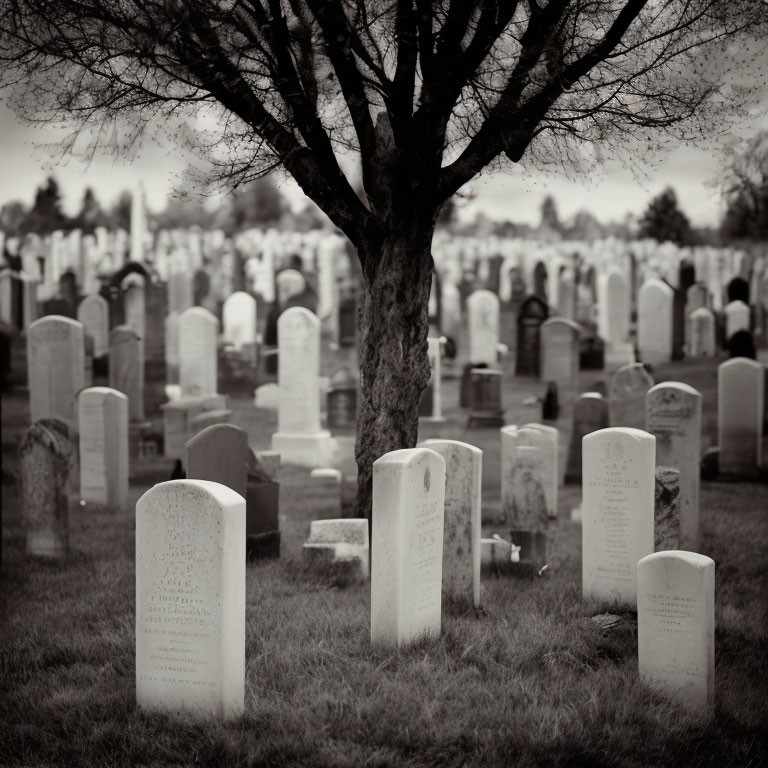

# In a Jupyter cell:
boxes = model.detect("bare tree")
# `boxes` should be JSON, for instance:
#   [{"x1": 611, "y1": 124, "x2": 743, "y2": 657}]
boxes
[{"x1": 1, "y1": 0, "x2": 765, "y2": 519}]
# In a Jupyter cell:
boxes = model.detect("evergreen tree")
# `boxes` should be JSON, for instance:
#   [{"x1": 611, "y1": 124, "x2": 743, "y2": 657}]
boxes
[
  {"x1": 638, "y1": 187, "x2": 692, "y2": 245},
  {"x1": 76, "y1": 187, "x2": 106, "y2": 233},
  {"x1": 21, "y1": 176, "x2": 69, "y2": 234}
]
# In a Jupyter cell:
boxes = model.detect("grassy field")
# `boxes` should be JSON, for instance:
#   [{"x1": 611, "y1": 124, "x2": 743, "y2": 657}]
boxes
[{"x1": 2, "y1": 336, "x2": 768, "y2": 767}]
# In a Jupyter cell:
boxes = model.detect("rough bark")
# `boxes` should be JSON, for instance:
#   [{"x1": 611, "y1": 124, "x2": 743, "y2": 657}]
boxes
[{"x1": 354, "y1": 221, "x2": 436, "y2": 528}]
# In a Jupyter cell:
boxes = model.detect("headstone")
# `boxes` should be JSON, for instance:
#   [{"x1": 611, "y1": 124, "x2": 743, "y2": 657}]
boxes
[
  {"x1": 637, "y1": 551, "x2": 715, "y2": 713},
  {"x1": 638, "y1": 279, "x2": 674, "y2": 366},
  {"x1": 272, "y1": 307, "x2": 330, "y2": 466},
  {"x1": 515, "y1": 296, "x2": 549, "y2": 376},
  {"x1": 179, "y1": 307, "x2": 218, "y2": 397},
  {"x1": 467, "y1": 368, "x2": 504, "y2": 427},
  {"x1": 109, "y1": 326, "x2": 144, "y2": 421},
  {"x1": 309, "y1": 467, "x2": 343, "y2": 520},
  {"x1": 135, "y1": 480, "x2": 245, "y2": 718},
  {"x1": 609, "y1": 363, "x2": 654, "y2": 430},
  {"x1": 540, "y1": 317, "x2": 580, "y2": 391},
  {"x1": 727, "y1": 329, "x2": 756, "y2": 360},
  {"x1": 27, "y1": 316, "x2": 85, "y2": 434},
  {"x1": 185, "y1": 424, "x2": 249, "y2": 498},
  {"x1": 326, "y1": 368, "x2": 357, "y2": 430},
  {"x1": 371, "y1": 448, "x2": 445, "y2": 647},
  {"x1": 727, "y1": 276, "x2": 749, "y2": 304},
  {"x1": 20, "y1": 420, "x2": 75, "y2": 558},
  {"x1": 654, "y1": 467, "x2": 680, "y2": 551},
  {"x1": 222, "y1": 291, "x2": 257, "y2": 351},
  {"x1": 421, "y1": 439, "x2": 482, "y2": 608},
  {"x1": 302, "y1": 519, "x2": 369, "y2": 579},
  {"x1": 564, "y1": 393, "x2": 609, "y2": 484},
  {"x1": 687, "y1": 307, "x2": 716, "y2": 357},
  {"x1": 466, "y1": 289, "x2": 500, "y2": 367},
  {"x1": 645, "y1": 382, "x2": 702, "y2": 550},
  {"x1": 597, "y1": 271, "x2": 629, "y2": 348},
  {"x1": 77, "y1": 294, "x2": 110, "y2": 358},
  {"x1": 78, "y1": 387, "x2": 129, "y2": 511},
  {"x1": 724, "y1": 300, "x2": 750, "y2": 341},
  {"x1": 275, "y1": 269, "x2": 306, "y2": 306},
  {"x1": 582, "y1": 427, "x2": 655, "y2": 608},
  {"x1": 718, "y1": 358, "x2": 764, "y2": 477}
]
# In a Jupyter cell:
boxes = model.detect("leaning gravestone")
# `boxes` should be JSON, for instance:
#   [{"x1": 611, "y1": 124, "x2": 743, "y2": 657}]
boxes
[
  {"x1": 582, "y1": 427, "x2": 655, "y2": 609},
  {"x1": 565, "y1": 393, "x2": 609, "y2": 483},
  {"x1": 609, "y1": 362, "x2": 654, "y2": 431},
  {"x1": 109, "y1": 325, "x2": 144, "y2": 421},
  {"x1": 718, "y1": 357, "x2": 765, "y2": 477},
  {"x1": 185, "y1": 423, "x2": 249, "y2": 498},
  {"x1": 179, "y1": 307, "x2": 219, "y2": 398},
  {"x1": 78, "y1": 387, "x2": 129, "y2": 511},
  {"x1": 371, "y1": 448, "x2": 445, "y2": 647},
  {"x1": 21, "y1": 419, "x2": 75, "y2": 558},
  {"x1": 637, "y1": 551, "x2": 715, "y2": 713},
  {"x1": 27, "y1": 315, "x2": 85, "y2": 434},
  {"x1": 421, "y1": 439, "x2": 482, "y2": 608},
  {"x1": 645, "y1": 382, "x2": 702, "y2": 550},
  {"x1": 135, "y1": 480, "x2": 245, "y2": 718}
]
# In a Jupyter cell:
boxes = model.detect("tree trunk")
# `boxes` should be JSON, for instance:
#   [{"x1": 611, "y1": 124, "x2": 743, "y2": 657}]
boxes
[{"x1": 354, "y1": 223, "x2": 436, "y2": 528}]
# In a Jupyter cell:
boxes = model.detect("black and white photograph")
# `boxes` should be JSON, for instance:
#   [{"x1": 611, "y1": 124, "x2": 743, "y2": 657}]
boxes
[{"x1": 1, "y1": 1, "x2": 767, "y2": 765}]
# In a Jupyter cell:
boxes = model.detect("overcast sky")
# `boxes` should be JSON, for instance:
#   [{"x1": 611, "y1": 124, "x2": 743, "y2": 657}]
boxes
[{"x1": 1, "y1": 78, "x2": 766, "y2": 228}]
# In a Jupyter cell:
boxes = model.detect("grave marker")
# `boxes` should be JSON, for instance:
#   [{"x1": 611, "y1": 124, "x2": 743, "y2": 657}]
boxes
[
  {"x1": 109, "y1": 326, "x2": 144, "y2": 421},
  {"x1": 179, "y1": 307, "x2": 218, "y2": 398}
]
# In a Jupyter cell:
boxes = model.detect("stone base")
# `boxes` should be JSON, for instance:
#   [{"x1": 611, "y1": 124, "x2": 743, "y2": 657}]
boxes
[
  {"x1": 247, "y1": 531, "x2": 280, "y2": 560},
  {"x1": 467, "y1": 410, "x2": 505, "y2": 428},
  {"x1": 272, "y1": 431, "x2": 332, "y2": 468}
]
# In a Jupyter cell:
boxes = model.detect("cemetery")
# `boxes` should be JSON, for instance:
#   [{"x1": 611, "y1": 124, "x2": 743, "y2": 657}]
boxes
[
  {"x1": 1, "y1": 214, "x2": 767, "y2": 766},
  {"x1": 1, "y1": 2, "x2": 768, "y2": 766}
]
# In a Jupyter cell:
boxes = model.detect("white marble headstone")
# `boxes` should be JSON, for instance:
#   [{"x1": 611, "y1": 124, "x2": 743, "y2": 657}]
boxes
[{"x1": 179, "y1": 307, "x2": 219, "y2": 397}]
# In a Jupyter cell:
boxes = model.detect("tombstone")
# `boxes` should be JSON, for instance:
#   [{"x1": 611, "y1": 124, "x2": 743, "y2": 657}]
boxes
[
  {"x1": 58, "y1": 271, "x2": 79, "y2": 317},
  {"x1": 302, "y1": 519, "x2": 369, "y2": 580},
  {"x1": 421, "y1": 440, "x2": 482, "y2": 608},
  {"x1": 77, "y1": 294, "x2": 109, "y2": 358},
  {"x1": 533, "y1": 261, "x2": 548, "y2": 301},
  {"x1": 564, "y1": 393, "x2": 609, "y2": 483},
  {"x1": 135, "y1": 480, "x2": 245, "y2": 718},
  {"x1": 540, "y1": 317, "x2": 580, "y2": 392},
  {"x1": 20, "y1": 420, "x2": 75, "y2": 558},
  {"x1": 371, "y1": 448, "x2": 445, "y2": 647},
  {"x1": 597, "y1": 271, "x2": 629, "y2": 348},
  {"x1": 637, "y1": 551, "x2": 715, "y2": 713},
  {"x1": 275, "y1": 269, "x2": 306, "y2": 306},
  {"x1": 161, "y1": 393, "x2": 228, "y2": 459},
  {"x1": 654, "y1": 467, "x2": 680, "y2": 551},
  {"x1": 122, "y1": 272, "x2": 146, "y2": 341},
  {"x1": 272, "y1": 307, "x2": 330, "y2": 467},
  {"x1": 515, "y1": 296, "x2": 549, "y2": 376},
  {"x1": 727, "y1": 329, "x2": 756, "y2": 359},
  {"x1": 718, "y1": 358, "x2": 765, "y2": 477},
  {"x1": 686, "y1": 282, "x2": 709, "y2": 316},
  {"x1": 78, "y1": 388, "x2": 129, "y2": 511},
  {"x1": 609, "y1": 362, "x2": 654, "y2": 430},
  {"x1": 245, "y1": 449, "x2": 281, "y2": 559},
  {"x1": 27, "y1": 316, "x2": 85, "y2": 434},
  {"x1": 582, "y1": 427, "x2": 655, "y2": 608},
  {"x1": 727, "y1": 276, "x2": 749, "y2": 304},
  {"x1": 167, "y1": 271, "x2": 194, "y2": 315},
  {"x1": 724, "y1": 299, "x2": 751, "y2": 343},
  {"x1": 109, "y1": 326, "x2": 144, "y2": 421},
  {"x1": 326, "y1": 368, "x2": 357, "y2": 430},
  {"x1": 579, "y1": 335, "x2": 605, "y2": 370},
  {"x1": 222, "y1": 291, "x2": 257, "y2": 351},
  {"x1": 179, "y1": 307, "x2": 219, "y2": 398},
  {"x1": 637, "y1": 279, "x2": 674, "y2": 366},
  {"x1": 644, "y1": 382, "x2": 702, "y2": 550},
  {"x1": 687, "y1": 307, "x2": 716, "y2": 357},
  {"x1": 466, "y1": 289, "x2": 500, "y2": 367},
  {"x1": 165, "y1": 311, "x2": 180, "y2": 383},
  {"x1": 467, "y1": 368, "x2": 504, "y2": 427},
  {"x1": 185, "y1": 424, "x2": 249, "y2": 498}
]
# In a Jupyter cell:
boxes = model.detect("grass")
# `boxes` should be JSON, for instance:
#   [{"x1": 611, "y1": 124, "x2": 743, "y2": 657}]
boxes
[{"x1": 2, "y1": 336, "x2": 768, "y2": 767}]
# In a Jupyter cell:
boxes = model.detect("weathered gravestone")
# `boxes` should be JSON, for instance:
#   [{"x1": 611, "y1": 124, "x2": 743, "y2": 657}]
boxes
[
  {"x1": 582, "y1": 427, "x2": 655, "y2": 609},
  {"x1": 222, "y1": 291, "x2": 257, "y2": 351},
  {"x1": 718, "y1": 357, "x2": 765, "y2": 477},
  {"x1": 371, "y1": 448, "x2": 445, "y2": 647},
  {"x1": 272, "y1": 307, "x2": 330, "y2": 466},
  {"x1": 654, "y1": 467, "x2": 680, "y2": 551},
  {"x1": 501, "y1": 425, "x2": 558, "y2": 519},
  {"x1": 275, "y1": 269, "x2": 306, "y2": 306},
  {"x1": 515, "y1": 296, "x2": 549, "y2": 376},
  {"x1": 421, "y1": 439, "x2": 482, "y2": 608},
  {"x1": 687, "y1": 307, "x2": 716, "y2": 357},
  {"x1": 597, "y1": 271, "x2": 629, "y2": 348},
  {"x1": 21, "y1": 419, "x2": 75, "y2": 558},
  {"x1": 466, "y1": 289, "x2": 500, "y2": 367},
  {"x1": 78, "y1": 387, "x2": 129, "y2": 511},
  {"x1": 309, "y1": 467, "x2": 343, "y2": 520},
  {"x1": 302, "y1": 519, "x2": 369, "y2": 580},
  {"x1": 540, "y1": 317, "x2": 580, "y2": 392},
  {"x1": 77, "y1": 293, "x2": 109, "y2": 359},
  {"x1": 109, "y1": 326, "x2": 144, "y2": 422},
  {"x1": 135, "y1": 480, "x2": 245, "y2": 718},
  {"x1": 508, "y1": 445, "x2": 549, "y2": 574},
  {"x1": 565, "y1": 393, "x2": 609, "y2": 483},
  {"x1": 637, "y1": 279, "x2": 674, "y2": 366},
  {"x1": 609, "y1": 362, "x2": 654, "y2": 430},
  {"x1": 179, "y1": 307, "x2": 219, "y2": 398},
  {"x1": 185, "y1": 423, "x2": 249, "y2": 498},
  {"x1": 637, "y1": 551, "x2": 715, "y2": 714},
  {"x1": 27, "y1": 315, "x2": 85, "y2": 434}
]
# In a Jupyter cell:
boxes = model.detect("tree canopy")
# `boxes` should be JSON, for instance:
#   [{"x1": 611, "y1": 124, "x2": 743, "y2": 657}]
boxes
[
  {"x1": 638, "y1": 186, "x2": 692, "y2": 245},
  {"x1": 721, "y1": 131, "x2": 768, "y2": 242}
]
